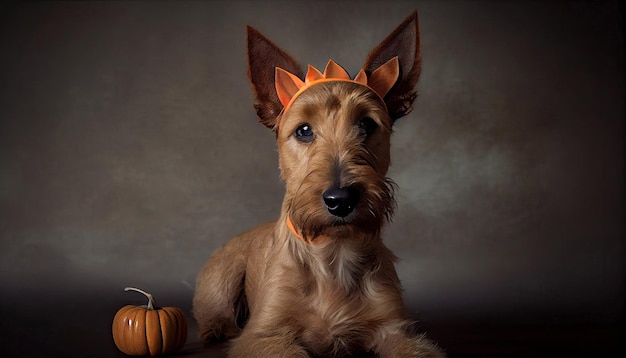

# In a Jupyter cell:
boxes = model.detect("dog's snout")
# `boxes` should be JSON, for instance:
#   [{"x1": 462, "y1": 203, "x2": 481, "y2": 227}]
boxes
[{"x1": 322, "y1": 186, "x2": 360, "y2": 217}]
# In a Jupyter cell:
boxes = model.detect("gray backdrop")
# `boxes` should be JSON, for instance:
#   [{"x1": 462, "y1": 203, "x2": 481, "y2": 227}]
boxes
[{"x1": 0, "y1": 1, "x2": 623, "y2": 357}]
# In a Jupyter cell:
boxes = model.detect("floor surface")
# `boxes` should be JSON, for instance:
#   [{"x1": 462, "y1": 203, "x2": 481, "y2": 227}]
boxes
[{"x1": 2, "y1": 298, "x2": 622, "y2": 358}]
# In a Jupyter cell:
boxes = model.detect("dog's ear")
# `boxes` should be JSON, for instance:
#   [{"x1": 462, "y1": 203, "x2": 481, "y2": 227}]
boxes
[
  {"x1": 247, "y1": 26, "x2": 303, "y2": 129},
  {"x1": 363, "y1": 11, "x2": 421, "y2": 123}
]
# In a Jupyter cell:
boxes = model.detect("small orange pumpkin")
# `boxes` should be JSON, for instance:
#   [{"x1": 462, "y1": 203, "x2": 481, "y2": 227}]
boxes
[{"x1": 112, "y1": 287, "x2": 187, "y2": 356}]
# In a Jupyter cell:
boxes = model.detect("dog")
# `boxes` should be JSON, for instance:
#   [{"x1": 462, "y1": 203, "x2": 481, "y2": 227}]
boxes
[{"x1": 193, "y1": 11, "x2": 445, "y2": 357}]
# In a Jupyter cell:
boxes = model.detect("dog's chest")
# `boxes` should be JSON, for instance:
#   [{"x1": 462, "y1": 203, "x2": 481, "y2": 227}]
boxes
[
  {"x1": 289, "y1": 243, "x2": 392, "y2": 353},
  {"x1": 298, "y1": 279, "x2": 377, "y2": 354}
]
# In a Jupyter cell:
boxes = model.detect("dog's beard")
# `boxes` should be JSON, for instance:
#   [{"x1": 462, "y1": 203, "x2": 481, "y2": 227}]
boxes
[{"x1": 287, "y1": 176, "x2": 396, "y2": 241}]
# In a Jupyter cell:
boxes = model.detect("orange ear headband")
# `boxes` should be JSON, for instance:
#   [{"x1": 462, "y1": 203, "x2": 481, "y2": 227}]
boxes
[{"x1": 275, "y1": 57, "x2": 399, "y2": 114}]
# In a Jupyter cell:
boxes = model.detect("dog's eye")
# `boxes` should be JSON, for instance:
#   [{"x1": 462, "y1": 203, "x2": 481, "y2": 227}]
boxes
[
  {"x1": 357, "y1": 117, "x2": 378, "y2": 137},
  {"x1": 294, "y1": 124, "x2": 314, "y2": 143}
]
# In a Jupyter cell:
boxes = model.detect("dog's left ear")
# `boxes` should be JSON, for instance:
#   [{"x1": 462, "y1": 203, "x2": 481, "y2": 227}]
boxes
[{"x1": 363, "y1": 11, "x2": 421, "y2": 123}]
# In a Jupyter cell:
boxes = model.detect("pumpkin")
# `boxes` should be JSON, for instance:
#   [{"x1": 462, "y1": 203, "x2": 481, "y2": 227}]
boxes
[{"x1": 112, "y1": 287, "x2": 187, "y2": 356}]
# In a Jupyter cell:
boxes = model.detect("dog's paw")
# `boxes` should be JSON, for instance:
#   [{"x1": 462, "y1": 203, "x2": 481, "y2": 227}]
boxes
[
  {"x1": 375, "y1": 332, "x2": 445, "y2": 358},
  {"x1": 228, "y1": 333, "x2": 309, "y2": 358},
  {"x1": 197, "y1": 316, "x2": 242, "y2": 345},
  {"x1": 410, "y1": 333, "x2": 446, "y2": 358}
]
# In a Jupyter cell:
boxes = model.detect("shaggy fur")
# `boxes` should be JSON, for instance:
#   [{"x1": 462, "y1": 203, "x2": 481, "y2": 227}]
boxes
[{"x1": 193, "y1": 11, "x2": 445, "y2": 357}]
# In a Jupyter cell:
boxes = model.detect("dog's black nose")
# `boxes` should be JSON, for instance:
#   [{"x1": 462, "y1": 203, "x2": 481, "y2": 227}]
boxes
[{"x1": 323, "y1": 186, "x2": 360, "y2": 217}]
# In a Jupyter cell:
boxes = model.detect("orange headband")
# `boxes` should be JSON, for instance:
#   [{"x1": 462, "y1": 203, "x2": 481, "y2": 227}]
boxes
[{"x1": 275, "y1": 57, "x2": 400, "y2": 114}]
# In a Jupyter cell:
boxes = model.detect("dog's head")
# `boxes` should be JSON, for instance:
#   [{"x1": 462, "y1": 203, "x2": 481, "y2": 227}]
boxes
[{"x1": 246, "y1": 12, "x2": 421, "y2": 242}]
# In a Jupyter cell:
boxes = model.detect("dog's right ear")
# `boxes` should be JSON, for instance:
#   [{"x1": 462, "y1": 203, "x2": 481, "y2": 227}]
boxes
[{"x1": 247, "y1": 26, "x2": 303, "y2": 129}]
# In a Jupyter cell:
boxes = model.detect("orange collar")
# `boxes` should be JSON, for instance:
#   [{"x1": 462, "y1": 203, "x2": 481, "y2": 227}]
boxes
[{"x1": 286, "y1": 216, "x2": 310, "y2": 243}]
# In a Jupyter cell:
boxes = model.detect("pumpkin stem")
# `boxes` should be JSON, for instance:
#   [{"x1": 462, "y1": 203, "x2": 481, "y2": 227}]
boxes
[{"x1": 124, "y1": 287, "x2": 157, "y2": 310}]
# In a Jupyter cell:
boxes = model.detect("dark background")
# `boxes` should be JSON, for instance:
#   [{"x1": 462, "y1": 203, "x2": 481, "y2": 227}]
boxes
[{"x1": 0, "y1": 1, "x2": 623, "y2": 357}]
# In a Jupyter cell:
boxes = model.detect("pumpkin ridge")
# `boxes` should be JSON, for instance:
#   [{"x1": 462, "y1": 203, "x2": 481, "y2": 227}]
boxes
[
  {"x1": 159, "y1": 308, "x2": 174, "y2": 353},
  {"x1": 112, "y1": 306, "x2": 134, "y2": 354},
  {"x1": 145, "y1": 309, "x2": 163, "y2": 356},
  {"x1": 170, "y1": 308, "x2": 187, "y2": 351},
  {"x1": 134, "y1": 307, "x2": 149, "y2": 356},
  {"x1": 113, "y1": 304, "x2": 136, "y2": 352}
]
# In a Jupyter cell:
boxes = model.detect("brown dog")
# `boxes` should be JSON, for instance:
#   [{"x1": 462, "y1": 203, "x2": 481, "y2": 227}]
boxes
[{"x1": 193, "y1": 11, "x2": 444, "y2": 357}]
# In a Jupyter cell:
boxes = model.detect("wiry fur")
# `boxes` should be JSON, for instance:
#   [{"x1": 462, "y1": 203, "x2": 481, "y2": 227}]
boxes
[{"x1": 193, "y1": 11, "x2": 444, "y2": 357}]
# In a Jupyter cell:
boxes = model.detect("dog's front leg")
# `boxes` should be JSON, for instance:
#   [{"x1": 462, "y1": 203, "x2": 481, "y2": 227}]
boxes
[
  {"x1": 374, "y1": 321, "x2": 445, "y2": 358},
  {"x1": 193, "y1": 234, "x2": 252, "y2": 343}
]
